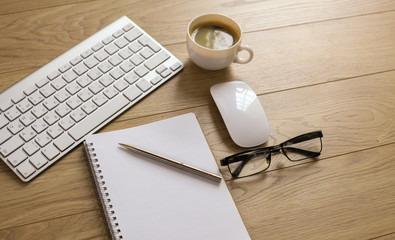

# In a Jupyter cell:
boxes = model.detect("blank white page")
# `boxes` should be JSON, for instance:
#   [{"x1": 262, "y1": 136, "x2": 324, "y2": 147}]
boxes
[{"x1": 85, "y1": 113, "x2": 250, "y2": 240}]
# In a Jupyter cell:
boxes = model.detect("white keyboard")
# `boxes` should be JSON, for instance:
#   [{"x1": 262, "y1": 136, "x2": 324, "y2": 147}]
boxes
[{"x1": 0, "y1": 16, "x2": 183, "y2": 182}]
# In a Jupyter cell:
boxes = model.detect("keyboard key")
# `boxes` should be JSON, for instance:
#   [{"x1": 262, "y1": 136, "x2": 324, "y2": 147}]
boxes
[
  {"x1": 124, "y1": 28, "x2": 142, "y2": 42},
  {"x1": 130, "y1": 54, "x2": 144, "y2": 66},
  {"x1": 88, "y1": 68, "x2": 103, "y2": 80},
  {"x1": 51, "y1": 77, "x2": 67, "y2": 90},
  {"x1": 41, "y1": 143, "x2": 60, "y2": 160},
  {"x1": 109, "y1": 68, "x2": 125, "y2": 80},
  {"x1": 95, "y1": 50, "x2": 109, "y2": 62},
  {"x1": 123, "y1": 23, "x2": 134, "y2": 32},
  {"x1": 59, "y1": 116, "x2": 75, "y2": 131},
  {"x1": 128, "y1": 41, "x2": 143, "y2": 53},
  {"x1": 140, "y1": 47, "x2": 154, "y2": 59},
  {"x1": 42, "y1": 97, "x2": 59, "y2": 111},
  {"x1": 77, "y1": 76, "x2": 92, "y2": 88},
  {"x1": 92, "y1": 94, "x2": 108, "y2": 107},
  {"x1": 35, "y1": 78, "x2": 49, "y2": 88},
  {"x1": 24, "y1": 86, "x2": 37, "y2": 97},
  {"x1": 170, "y1": 62, "x2": 182, "y2": 71},
  {"x1": 20, "y1": 126, "x2": 37, "y2": 142},
  {"x1": 8, "y1": 149, "x2": 27, "y2": 167},
  {"x1": 65, "y1": 82, "x2": 82, "y2": 95},
  {"x1": 102, "y1": 35, "x2": 114, "y2": 45},
  {"x1": 40, "y1": 84, "x2": 56, "y2": 98},
  {"x1": 32, "y1": 105, "x2": 49, "y2": 118},
  {"x1": 0, "y1": 100, "x2": 14, "y2": 112},
  {"x1": 32, "y1": 119, "x2": 48, "y2": 134},
  {"x1": 53, "y1": 133, "x2": 74, "y2": 151},
  {"x1": 138, "y1": 35, "x2": 161, "y2": 52},
  {"x1": 103, "y1": 86, "x2": 118, "y2": 99},
  {"x1": 82, "y1": 101, "x2": 98, "y2": 114},
  {"x1": 98, "y1": 62, "x2": 113, "y2": 73},
  {"x1": 62, "y1": 70, "x2": 78, "y2": 83},
  {"x1": 66, "y1": 96, "x2": 83, "y2": 109},
  {"x1": 149, "y1": 75, "x2": 162, "y2": 85},
  {"x1": 70, "y1": 55, "x2": 83, "y2": 66},
  {"x1": 92, "y1": 42, "x2": 104, "y2": 52},
  {"x1": 160, "y1": 69, "x2": 172, "y2": 78},
  {"x1": 5, "y1": 106, "x2": 21, "y2": 121},
  {"x1": 8, "y1": 121, "x2": 24, "y2": 134},
  {"x1": 88, "y1": 82, "x2": 104, "y2": 94},
  {"x1": 35, "y1": 132, "x2": 51, "y2": 148},
  {"x1": 109, "y1": 55, "x2": 123, "y2": 66},
  {"x1": 55, "y1": 104, "x2": 72, "y2": 118},
  {"x1": 0, "y1": 128, "x2": 12, "y2": 144},
  {"x1": 54, "y1": 89, "x2": 71, "y2": 103},
  {"x1": 114, "y1": 79, "x2": 129, "y2": 91},
  {"x1": 120, "y1": 61, "x2": 135, "y2": 73},
  {"x1": 70, "y1": 108, "x2": 86, "y2": 122},
  {"x1": 112, "y1": 29, "x2": 124, "y2": 38},
  {"x1": 0, "y1": 114, "x2": 8, "y2": 129},
  {"x1": 28, "y1": 91, "x2": 45, "y2": 105},
  {"x1": 23, "y1": 142, "x2": 39, "y2": 156},
  {"x1": 78, "y1": 89, "x2": 94, "y2": 102},
  {"x1": 134, "y1": 65, "x2": 149, "y2": 77},
  {"x1": 100, "y1": 75, "x2": 115, "y2": 87},
  {"x1": 16, "y1": 99, "x2": 33, "y2": 113},
  {"x1": 47, "y1": 125, "x2": 64, "y2": 139},
  {"x1": 47, "y1": 70, "x2": 61, "y2": 80},
  {"x1": 30, "y1": 151, "x2": 48, "y2": 169},
  {"x1": 12, "y1": 93, "x2": 26, "y2": 104},
  {"x1": 68, "y1": 94, "x2": 129, "y2": 141},
  {"x1": 81, "y1": 48, "x2": 94, "y2": 58},
  {"x1": 156, "y1": 65, "x2": 167, "y2": 74},
  {"x1": 144, "y1": 50, "x2": 170, "y2": 70},
  {"x1": 136, "y1": 79, "x2": 152, "y2": 92},
  {"x1": 43, "y1": 111, "x2": 60, "y2": 125},
  {"x1": 115, "y1": 37, "x2": 129, "y2": 49},
  {"x1": 19, "y1": 112, "x2": 35, "y2": 127},
  {"x1": 124, "y1": 72, "x2": 139, "y2": 84},
  {"x1": 59, "y1": 62, "x2": 72, "y2": 73},
  {"x1": 105, "y1": 43, "x2": 119, "y2": 55},
  {"x1": 73, "y1": 63, "x2": 89, "y2": 75},
  {"x1": 84, "y1": 56, "x2": 100, "y2": 69},
  {"x1": 17, "y1": 161, "x2": 36, "y2": 178},
  {"x1": 123, "y1": 85, "x2": 142, "y2": 102},
  {"x1": 0, "y1": 135, "x2": 24, "y2": 157},
  {"x1": 119, "y1": 48, "x2": 133, "y2": 59}
]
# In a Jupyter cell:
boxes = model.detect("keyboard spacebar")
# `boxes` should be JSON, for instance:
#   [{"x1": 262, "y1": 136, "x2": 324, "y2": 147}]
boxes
[{"x1": 68, "y1": 94, "x2": 130, "y2": 141}]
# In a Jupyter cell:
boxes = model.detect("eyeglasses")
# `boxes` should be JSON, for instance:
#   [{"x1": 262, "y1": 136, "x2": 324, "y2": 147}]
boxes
[{"x1": 220, "y1": 131, "x2": 323, "y2": 178}]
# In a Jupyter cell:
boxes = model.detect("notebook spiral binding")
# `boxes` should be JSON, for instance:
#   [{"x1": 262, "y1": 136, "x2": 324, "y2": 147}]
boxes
[{"x1": 85, "y1": 142, "x2": 123, "y2": 240}]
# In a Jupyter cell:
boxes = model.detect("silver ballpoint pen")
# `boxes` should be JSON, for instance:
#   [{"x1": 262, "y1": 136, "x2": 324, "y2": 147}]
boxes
[{"x1": 119, "y1": 143, "x2": 222, "y2": 182}]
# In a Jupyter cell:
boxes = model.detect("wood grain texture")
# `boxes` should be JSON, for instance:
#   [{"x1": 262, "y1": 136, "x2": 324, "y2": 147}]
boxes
[
  {"x1": 227, "y1": 144, "x2": 395, "y2": 240},
  {"x1": 0, "y1": 210, "x2": 108, "y2": 240},
  {"x1": 0, "y1": 0, "x2": 394, "y2": 239},
  {"x1": 1, "y1": 0, "x2": 395, "y2": 76},
  {"x1": 0, "y1": 71, "x2": 393, "y2": 230}
]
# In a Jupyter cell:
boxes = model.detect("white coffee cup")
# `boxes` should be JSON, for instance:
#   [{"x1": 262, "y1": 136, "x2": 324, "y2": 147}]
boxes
[{"x1": 187, "y1": 13, "x2": 253, "y2": 70}]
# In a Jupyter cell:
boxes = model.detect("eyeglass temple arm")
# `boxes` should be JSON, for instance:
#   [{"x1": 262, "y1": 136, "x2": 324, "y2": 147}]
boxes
[
  {"x1": 282, "y1": 147, "x2": 321, "y2": 157},
  {"x1": 284, "y1": 131, "x2": 323, "y2": 145},
  {"x1": 220, "y1": 149, "x2": 269, "y2": 166}
]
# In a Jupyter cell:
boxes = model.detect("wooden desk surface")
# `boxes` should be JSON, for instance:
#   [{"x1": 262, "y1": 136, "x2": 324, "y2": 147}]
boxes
[{"x1": 1, "y1": 0, "x2": 394, "y2": 239}]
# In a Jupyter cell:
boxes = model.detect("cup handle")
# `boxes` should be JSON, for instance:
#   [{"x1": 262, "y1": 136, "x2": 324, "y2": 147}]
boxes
[{"x1": 234, "y1": 45, "x2": 254, "y2": 64}]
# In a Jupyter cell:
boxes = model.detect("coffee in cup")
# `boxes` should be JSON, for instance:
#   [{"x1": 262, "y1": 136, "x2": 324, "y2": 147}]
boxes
[
  {"x1": 187, "y1": 14, "x2": 253, "y2": 70},
  {"x1": 190, "y1": 21, "x2": 239, "y2": 50}
]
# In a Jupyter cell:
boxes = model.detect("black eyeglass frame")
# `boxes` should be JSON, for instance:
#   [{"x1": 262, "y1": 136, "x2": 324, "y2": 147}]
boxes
[{"x1": 220, "y1": 131, "x2": 323, "y2": 178}]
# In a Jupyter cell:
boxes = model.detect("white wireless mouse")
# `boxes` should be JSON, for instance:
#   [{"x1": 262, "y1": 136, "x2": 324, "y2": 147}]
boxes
[{"x1": 210, "y1": 81, "x2": 270, "y2": 148}]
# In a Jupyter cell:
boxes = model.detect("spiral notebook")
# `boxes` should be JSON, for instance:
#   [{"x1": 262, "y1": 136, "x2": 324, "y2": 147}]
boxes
[{"x1": 83, "y1": 113, "x2": 250, "y2": 240}]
